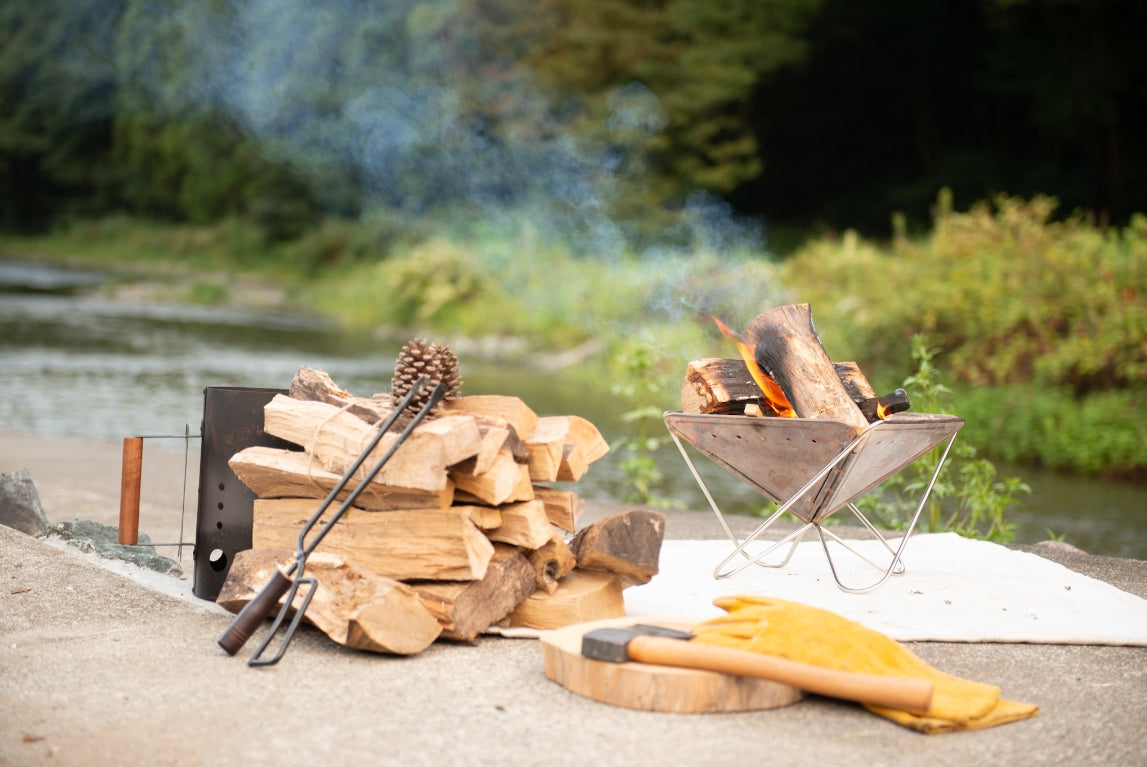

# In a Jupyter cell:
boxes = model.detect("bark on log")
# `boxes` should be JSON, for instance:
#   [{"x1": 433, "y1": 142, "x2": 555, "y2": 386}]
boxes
[
  {"x1": 217, "y1": 548, "x2": 442, "y2": 654},
  {"x1": 569, "y1": 509, "x2": 666, "y2": 587},
  {"x1": 410, "y1": 544, "x2": 536, "y2": 641},
  {"x1": 288, "y1": 366, "x2": 394, "y2": 425},
  {"x1": 834, "y1": 361, "x2": 876, "y2": 404},
  {"x1": 743, "y1": 304, "x2": 869, "y2": 431},
  {"x1": 528, "y1": 528, "x2": 578, "y2": 594},
  {"x1": 681, "y1": 358, "x2": 764, "y2": 414},
  {"x1": 229, "y1": 446, "x2": 455, "y2": 510},
  {"x1": 252, "y1": 498, "x2": 495, "y2": 581}
]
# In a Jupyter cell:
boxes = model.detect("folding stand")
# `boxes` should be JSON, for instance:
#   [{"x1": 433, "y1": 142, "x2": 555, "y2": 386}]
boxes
[{"x1": 663, "y1": 411, "x2": 964, "y2": 593}]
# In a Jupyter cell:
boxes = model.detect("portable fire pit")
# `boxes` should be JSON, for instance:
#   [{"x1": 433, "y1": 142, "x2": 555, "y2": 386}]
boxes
[
  {"x1": 664, "y1": 411, "x2": 963, "y2": 593},
  {"x1": 666, "y1": 303, "x2": 965, "y2": 593}
]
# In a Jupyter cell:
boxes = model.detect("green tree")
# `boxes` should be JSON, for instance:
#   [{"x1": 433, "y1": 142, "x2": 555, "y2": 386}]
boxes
[
  {"x1": 0, "y1": 1, "x2": 124, "y2": 230},
  {"x1": 519, "y1": 0, "x2": 822, "y2": 208}
]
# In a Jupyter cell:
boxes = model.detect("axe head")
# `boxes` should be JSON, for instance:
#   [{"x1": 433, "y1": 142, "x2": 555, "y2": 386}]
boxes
[{"x1": 581, "y1": 624, "x2": 694, "y2": 663}]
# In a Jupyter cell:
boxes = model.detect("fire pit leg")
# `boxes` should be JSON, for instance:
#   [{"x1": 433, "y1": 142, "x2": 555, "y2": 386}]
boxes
[
  {"x1": 813, "y1": 431, "x2": 960, "y2": 594},
  {"x1": 710, "y1": 441, "x2": 860, "y2": 579},
  {"x1": 667, "y1": 427, "x2": 813, "y2": 576}
]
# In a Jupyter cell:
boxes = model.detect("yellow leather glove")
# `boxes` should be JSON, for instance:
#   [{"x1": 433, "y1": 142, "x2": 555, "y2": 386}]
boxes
[{"x1": 692, "y1": 595, "x2": 1039, "y2": 733}]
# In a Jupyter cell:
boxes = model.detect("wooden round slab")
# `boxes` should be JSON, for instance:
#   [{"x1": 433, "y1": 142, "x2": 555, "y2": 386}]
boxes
[{"x1": 539, "y1": 616, "x2": 804, "y2": 713}]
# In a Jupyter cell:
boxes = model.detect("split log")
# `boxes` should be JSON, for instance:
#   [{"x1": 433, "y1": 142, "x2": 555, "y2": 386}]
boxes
[
  {"x1": 834, "y1": 361, "x2": 876, "y2": 404},
  {"x1": 252, "y1": 498, "x2": 495, "y2": 581},
  {"x1": 216, "y1": 548, "x2": 442, "y2": 654},
  {"x1": 569, "y1": 509, "x2": 666, "y2": 587},
  {"x1": 531, "y1": 486, "x2": 584, "y2": 533},
  {"x1": 460, "y1": 505, "x2": 502, "y2": 531},
  {"x1": 503, "y1": 569, "x2": 626, "y2": 631},
  {"x1": 451, "y1": 447, "x2": 534, "y2": 506},
  {"x1": 523, "y1": 418, "x2": 566, "y2": 482},
  {"x1": 288, "y1": 366, "x2": 394, "y2": 424},
  {"x1": 450, "y1": 422, "x2": 513, "y2": 476},
  {"x1": 262, "y1": 394, "x2": 482, "y2": 491},
  {"x1": 523, "y1": 415, "x2": 608, "y2": 482},
  {"x1": 681, "y1": 358, "x2": 763, "y2": 414},
  {"x1": 556, "y1": 444, "x2": 588, "y2": 482},
  {"x1": 442, "y1": 395, "x2": 539, "y2": 445},
  {"x1": 411, "y1": 545, "x2": 536, "y2": 641},
  {"x1": 481, "y1": 499, "x2": 552, "y2": 549},
  {"x1": 744, "y1": 304, "x2": 869, "y2": 431},
  {"x1": 682, "y1": 358, "x2": 908, "y2": 424},
  {"x1": 528, "y1": 528, "x2": 578, "y2": 594},
  {"x1": 229, "y1": 446, "x2": 455, "y2": 510}
]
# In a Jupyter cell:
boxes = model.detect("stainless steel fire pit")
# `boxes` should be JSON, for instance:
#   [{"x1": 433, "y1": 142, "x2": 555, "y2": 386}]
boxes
[{"x1": 663, "y1": 411, "x2": 964, "y2": 593}]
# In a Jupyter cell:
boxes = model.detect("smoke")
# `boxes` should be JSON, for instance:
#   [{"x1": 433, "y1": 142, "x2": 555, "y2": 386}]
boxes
[{"x1": 103, "y1": 0, "x2": 784, "y2": 340}]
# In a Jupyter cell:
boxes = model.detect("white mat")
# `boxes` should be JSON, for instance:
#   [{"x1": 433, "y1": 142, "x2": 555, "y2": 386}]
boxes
[{"x1": 623, "y1": 533, "x2": 1147, "y2": 645}]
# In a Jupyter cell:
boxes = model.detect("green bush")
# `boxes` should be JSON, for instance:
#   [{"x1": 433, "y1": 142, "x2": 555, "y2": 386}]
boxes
[{"x1": 783, "y1": 192, "x2": 1147, "y2": 477}]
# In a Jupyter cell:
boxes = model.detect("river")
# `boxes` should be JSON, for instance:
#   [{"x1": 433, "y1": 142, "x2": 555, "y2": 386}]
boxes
[{"x1": 3, "y1": 259, "x2": 1144, "y2": 558}]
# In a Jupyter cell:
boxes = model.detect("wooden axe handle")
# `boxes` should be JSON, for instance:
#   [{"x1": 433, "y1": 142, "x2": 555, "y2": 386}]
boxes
[{"x1": 628, "y1": 634, "x2": 933, "y2": 712}]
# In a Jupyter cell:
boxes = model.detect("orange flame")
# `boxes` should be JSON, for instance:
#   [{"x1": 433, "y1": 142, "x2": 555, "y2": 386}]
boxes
[{"x1": 712, "y1": 317, "x2": 796, "y2": 418}]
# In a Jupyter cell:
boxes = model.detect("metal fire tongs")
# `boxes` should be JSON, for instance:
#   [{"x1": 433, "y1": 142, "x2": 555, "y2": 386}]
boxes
[{"x1": 217, "y1": 375, "x2": 446, "y2": 666}]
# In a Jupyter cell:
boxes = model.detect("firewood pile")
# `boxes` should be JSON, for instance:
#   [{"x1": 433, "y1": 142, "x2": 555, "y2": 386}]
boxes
[{"x1": 216, "y1": 341, "x2": 665, "y2": 656}]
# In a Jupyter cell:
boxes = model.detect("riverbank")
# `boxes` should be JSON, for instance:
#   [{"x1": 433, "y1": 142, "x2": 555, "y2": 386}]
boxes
[{"x1": 3, "y1": 430, "x2": 1146, "y2": 766}]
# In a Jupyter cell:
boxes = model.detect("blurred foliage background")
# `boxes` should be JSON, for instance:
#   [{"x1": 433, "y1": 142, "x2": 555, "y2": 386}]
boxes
[{"x1": 1, "y1": 0, "x2": 1144, "y2": 483}]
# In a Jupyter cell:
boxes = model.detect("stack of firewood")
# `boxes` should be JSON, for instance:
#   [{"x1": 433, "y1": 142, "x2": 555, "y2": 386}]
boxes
[{"x1": 216, "y1": 364, "x2": 665, "y2": 655}]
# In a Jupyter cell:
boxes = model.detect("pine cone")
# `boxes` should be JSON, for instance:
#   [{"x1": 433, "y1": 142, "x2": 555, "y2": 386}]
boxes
[{"x1": 390, "y1": 338, "x2": 463, "y2": 428}]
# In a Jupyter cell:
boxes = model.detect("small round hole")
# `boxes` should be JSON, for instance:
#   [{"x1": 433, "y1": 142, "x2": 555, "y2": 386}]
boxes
[
  {"x1": 216, "y1": 521, "x2": 223, "y2": 529},
  {"x1": 218, "y1": 483, "x2": 225, "y2": 491},
  {"x1": 208, "y1": 548, "x2": 228, "y2": 573},
  {"x1": 217, "y1": 502, "x2": 224, "y2": 510}
]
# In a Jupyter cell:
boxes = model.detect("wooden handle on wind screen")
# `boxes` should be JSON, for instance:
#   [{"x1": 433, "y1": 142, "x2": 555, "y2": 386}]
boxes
[
  {"x1": 118, "y1": 437, "x2": 143, "y2": 545},
  {"x1": 627, "y1": 635, "x2": 934, "y2": 712},
  {"x1": 217, "y1": 568, "x2": 295, "y2": 656}
]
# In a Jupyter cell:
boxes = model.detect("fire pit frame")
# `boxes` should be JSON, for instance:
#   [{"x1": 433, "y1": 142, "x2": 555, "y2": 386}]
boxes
[{"x1": 663, "y1": 411, "x2": 964, "y2": 593}]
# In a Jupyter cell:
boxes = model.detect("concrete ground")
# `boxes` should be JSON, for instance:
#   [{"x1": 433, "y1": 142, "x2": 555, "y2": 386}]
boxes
[{"x1": 2, "y1": 430, "x2": 1145, "y2": 766}]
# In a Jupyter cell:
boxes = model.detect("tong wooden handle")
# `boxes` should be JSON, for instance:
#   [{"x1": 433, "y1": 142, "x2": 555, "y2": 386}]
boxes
[
  {"x1": 118, "y1": 437, "x2": 143, "y2": 545},
  {"x1": 217, "y1": 569, "x2": 294, "y2": 656}
]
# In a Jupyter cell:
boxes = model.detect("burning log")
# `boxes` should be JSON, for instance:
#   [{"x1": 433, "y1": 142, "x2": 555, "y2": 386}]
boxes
[
  {"x1": 858, "y1": 388, "x2": 911, "y2": 422},
  {"x1": 682, "y1": 358, "x2": 771, "y2": 415},
  {"x1": 691, "y1": 306, "x2": 909, "y2": 427},
  {"x1": 744, "y1": 303, "x2": 869, "y2": 430}
]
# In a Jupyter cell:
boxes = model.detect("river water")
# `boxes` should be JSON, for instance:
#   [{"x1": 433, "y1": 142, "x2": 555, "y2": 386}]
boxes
[{"x1": 3, "y1": 259, "x2": 1144, "y2": 558}]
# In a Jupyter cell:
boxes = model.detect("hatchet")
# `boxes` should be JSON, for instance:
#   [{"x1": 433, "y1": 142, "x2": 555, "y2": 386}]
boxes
[{"x1": 581, "y1": 624, "x2": 933, "y2": 712}]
